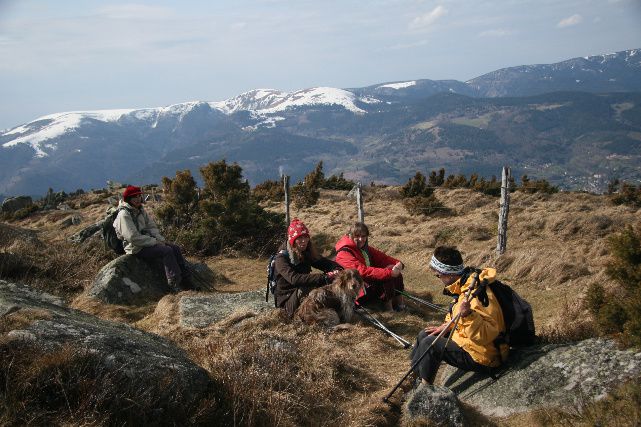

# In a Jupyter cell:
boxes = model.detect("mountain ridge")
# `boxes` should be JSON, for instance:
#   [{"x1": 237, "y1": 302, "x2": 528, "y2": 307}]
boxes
[{"x1": 1, "y1": 48, "x2": 640, "y2": 197}]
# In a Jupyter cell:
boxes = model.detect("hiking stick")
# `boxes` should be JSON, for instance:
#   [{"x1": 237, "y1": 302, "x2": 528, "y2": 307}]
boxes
[
  {"x1": 356, "y1": 308, "x2": 411, "y2": 348},
  {"x1": 395, "y1": 289, "x2": 448, "y2": 313},
  {"x1": 355, "y1": 307, "x2": 412, "y2": 349},
  {"x1": 382, "y1": 273, "x2": 480, "y2": 403}
]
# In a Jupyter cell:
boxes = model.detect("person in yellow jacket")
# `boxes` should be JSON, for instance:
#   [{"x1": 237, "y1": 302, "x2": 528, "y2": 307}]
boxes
[{"x1": 411, "y1": 246, "x2": 509, "y2": 384}]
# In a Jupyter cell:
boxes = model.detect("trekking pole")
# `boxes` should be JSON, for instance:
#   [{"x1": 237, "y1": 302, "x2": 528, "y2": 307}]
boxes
[
  {"x1": 382, "y1": 273, "x2": 480, "y2": 403},
  {"x1": 356, "y1": 308, "x2": 411, "y2": 349},
  {"x1": 355, "y1": 307, "x2": 412, "y2": 349},
  {"x1": 395, "y1": 289, "x2": 448, "y2": 314}
]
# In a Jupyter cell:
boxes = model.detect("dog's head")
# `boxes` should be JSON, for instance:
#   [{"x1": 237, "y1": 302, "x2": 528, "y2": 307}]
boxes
[{"x1": 332, "y1": 269, "x2": 364, "y2": 298}]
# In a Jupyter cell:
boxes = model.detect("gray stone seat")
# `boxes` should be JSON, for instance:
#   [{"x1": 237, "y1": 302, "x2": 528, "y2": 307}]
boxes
[
  {"x1": 86, "y1": 255, "x2": 214, "y2": 305},
  {"x1": 403, "y1": 338, "x2": 641, "y2": 424}
]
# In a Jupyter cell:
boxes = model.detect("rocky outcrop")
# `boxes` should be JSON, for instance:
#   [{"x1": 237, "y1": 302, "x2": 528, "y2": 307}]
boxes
[
  {"x1": 435, "y1": 339, "x2": 641, "y2": 418},
  {"x1": 179, "y1": 290, "x2": 270, "y2": 328},
  {"x1": 1, "y1": 195, "x2": 33, "y2": 213},
  {"x1": 69, "y1": 221, "x2": 103, "y2": 243},
  {"x1": 86, "y1": 255, "x2": 215, "y2": 305},
  {"x1": 0, "y1": 280, "x2": 216, "y2": 419},
  {"x1": 403, "y1": 384, "x2": 465, "y2": 427}
]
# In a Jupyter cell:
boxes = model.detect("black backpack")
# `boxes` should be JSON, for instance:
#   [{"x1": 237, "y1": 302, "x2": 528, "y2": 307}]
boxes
[
  {"x1": 462, "y1": 268, "x2": 536, "y2": 349},
  {"x1": 101, "y1": 206, "x2": 135, "y2": 255},
  {"x1": 265, "y1": 250, "x2": 288, "y2": 306}
]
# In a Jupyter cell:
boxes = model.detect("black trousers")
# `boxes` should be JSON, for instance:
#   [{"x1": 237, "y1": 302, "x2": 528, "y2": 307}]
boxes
[{"x1": 410, "y1": 330, "x2": 490, "y2": 383}]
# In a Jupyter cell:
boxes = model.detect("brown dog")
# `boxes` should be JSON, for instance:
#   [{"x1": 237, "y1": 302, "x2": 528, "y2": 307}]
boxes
[{"x1": 295, "y1": 269, "x2": 364, "y2": 327}]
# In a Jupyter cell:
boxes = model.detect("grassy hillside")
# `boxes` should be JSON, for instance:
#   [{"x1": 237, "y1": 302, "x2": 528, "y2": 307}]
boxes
[{"x1": 1, "y1": 186, "x2": 640, "y2": 425}]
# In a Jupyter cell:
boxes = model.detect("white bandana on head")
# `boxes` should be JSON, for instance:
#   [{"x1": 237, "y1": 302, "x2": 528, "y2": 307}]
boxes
[{"x1": 429, "y1": 255, "x2": 464, "y2": 276}]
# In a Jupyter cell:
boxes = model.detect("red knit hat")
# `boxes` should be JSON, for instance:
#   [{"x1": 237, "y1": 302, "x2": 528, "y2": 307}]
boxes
[
  {"x1": 288, "y1": 218, "x2": 310, "y2": 246},
  {"x1": 122, "y1": 185, "x2": 143, "y2": 200}
]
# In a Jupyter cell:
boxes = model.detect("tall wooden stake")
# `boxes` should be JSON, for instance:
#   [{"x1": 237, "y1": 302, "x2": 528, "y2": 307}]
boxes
[
  {"x1": 356, "y1": 182, "x2": 365, "y2": 223},
  {"x1": 283, "y1": 175, "x2": 290, "y2": 225},
  {"x1": 496, "y1": 166, "x2": 511, "y2": 255}
]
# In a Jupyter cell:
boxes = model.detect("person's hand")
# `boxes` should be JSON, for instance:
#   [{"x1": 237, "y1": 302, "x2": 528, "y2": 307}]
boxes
[
  {"x1": 425, "y1": 323, "x2": 446, "y2": 335},
  {"x1": 458, "y1": 299, "x2": 472, "y2": 317},
  {"x1": 325, "y1": 270, "x2": 341, "y2": 282},
  {"x1": 390, "y1": 262, "x2": 403, "y2": 278}
]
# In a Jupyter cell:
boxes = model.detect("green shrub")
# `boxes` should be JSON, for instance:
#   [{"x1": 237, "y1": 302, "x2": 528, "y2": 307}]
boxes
[
  {"x1": 518, "y1": 175, "x2": 559, "y2": 194},
  {"x1": 587, "y1": 225, "x2": 641, "y2": 347},
  {"x1": 252, "y1": 179, "x2": 284, "y2": 202},
  {"x1": 292, "y1": 161, "x2": 324, "y2": 208},
  {"x1": 399, "y1": 172, "x2": 445, "y2": 216},
  {"x1": 611, "y1": 182, "x2": 641, "y2": 208},
  {"x1": 156, "y1": 160, "x2": 284, "y2": 256},
  {"x1": 322, "y1": 172, "x2": 355, "y2": 190}
]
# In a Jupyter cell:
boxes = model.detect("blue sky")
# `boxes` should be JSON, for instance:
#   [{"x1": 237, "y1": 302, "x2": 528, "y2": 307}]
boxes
[{"x1": 1, "y1": 0, "x2": 640, "y2": 130}]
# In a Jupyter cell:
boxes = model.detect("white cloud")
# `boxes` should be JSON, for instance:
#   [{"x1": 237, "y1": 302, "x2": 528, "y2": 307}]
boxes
[
  {"x1": 97, "y1": 4, "x2": 174, "y2": 20},
  {"x1": 231, "y1": 22, "x2": 247, "y2": 30},
  {"x1": 479, "y1": 29, "x2": 513, "y2": 37},
  {"x1": 409, "y1": 5, "x2": 447, "y2": 30},
  {"x1": 557, "y1": 14, "x2": 583, "y2": 28},
  {"x1": 385, "y1": 39, "x2": 429, "y2": 50}
]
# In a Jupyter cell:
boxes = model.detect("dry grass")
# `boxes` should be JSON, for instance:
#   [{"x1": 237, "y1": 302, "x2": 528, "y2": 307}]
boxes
[{"x1": 3, "y1": 185, "x2": 641, "y2": 425}]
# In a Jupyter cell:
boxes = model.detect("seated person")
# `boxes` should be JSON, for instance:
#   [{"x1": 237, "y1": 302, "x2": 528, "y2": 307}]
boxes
[
  {"x1": 334, "y1": 222, "x2": 405, "y2": 311},
  {"x1": 411, "y1": 246, "x2": 508, "y2": 384},
  {"x1": 113, "y1": 185, "x2": 192, "y2": 292},
  {"x1": 274, "y1": 219, "x2": 342, "y2": 317}
]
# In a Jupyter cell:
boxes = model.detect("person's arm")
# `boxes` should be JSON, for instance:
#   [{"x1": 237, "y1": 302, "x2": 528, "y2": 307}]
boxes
[
  {"x1": 141, "y1": 210, "x2": 165, "y2": 242},
  {"x1": 114, "y1": 210, "x2": 158, "y2": 248},
  {"x1": 335, "y1": 248, "x2": 394, "y2": 281},
  {"x1": 311, "y1": 256, "x2": 341, "y2": 273},
  {"x1": 454, "y1": 297, "x2": 502, "y2": 345},
  {"x1": 368, "y1": 246, "x2": 402, "y2": 269},
  {"x1": 274, "y1": 255, "x2": 328, "y2": 290}
]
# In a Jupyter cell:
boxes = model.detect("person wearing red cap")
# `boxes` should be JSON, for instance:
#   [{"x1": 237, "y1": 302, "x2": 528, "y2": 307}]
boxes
[
  {"x1": 113, "y1": 185, "x2": 192, "y2": 292},
  {"x1": 334, "y1": 222, "x2": 405, "y2": 312},
  {"x1": 273, "y1": 218, "x2": 342, "y2": 317}
]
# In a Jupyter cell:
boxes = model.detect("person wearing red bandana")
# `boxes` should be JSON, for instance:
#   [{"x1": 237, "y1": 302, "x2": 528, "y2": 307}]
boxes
[{"x1": 273, "y1": 218, "x2": 342, "y2": 317}]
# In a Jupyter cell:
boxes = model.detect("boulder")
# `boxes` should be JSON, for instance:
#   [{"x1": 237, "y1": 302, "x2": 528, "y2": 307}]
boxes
[
  {"x1": 69, "y1": 221, "x2": 103, "y2": 243},
  {"x1": 403, "y1": 383, "x2": 465, "y2": 427},
  {"x1": 0, "y1": 280, "x2": 218, "y2": 423},
  {"x1": 437, "y1": 339, "x2": 641, "y2": 417},
  {"x1": 86, "y1": 255, "x2": 215, "y2": 305},
  {"x1": 179, "y1": 290, "x2": 270, "y2": 328},
  {"x1": 1, "y1": 196, "x2": 33, "y2": 213}
]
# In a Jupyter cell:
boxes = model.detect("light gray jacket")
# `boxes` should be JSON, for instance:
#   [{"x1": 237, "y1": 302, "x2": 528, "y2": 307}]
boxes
[{"x1": 113, "y1": 201, "x2": 165, "y2": 254}]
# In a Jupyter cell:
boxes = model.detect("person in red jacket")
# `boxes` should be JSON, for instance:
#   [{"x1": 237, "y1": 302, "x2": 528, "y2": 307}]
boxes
[{"x1": 334, "y1": 222, "x2": 405, "y2": 311}]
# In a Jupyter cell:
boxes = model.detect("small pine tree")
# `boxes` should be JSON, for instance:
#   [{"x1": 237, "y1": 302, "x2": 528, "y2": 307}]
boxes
[
  {"x1": 400, "y1": 172, "x2": 444, "y2": 216},
  {"x1": 293, "y1": 161, "x2": 324, "y2": 208}
]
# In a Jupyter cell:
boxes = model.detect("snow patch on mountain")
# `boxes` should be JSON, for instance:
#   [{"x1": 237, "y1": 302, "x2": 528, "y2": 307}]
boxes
[
  {"x1": 377, "y1": 81, "x2": 417, "y2": 90},
  {"x1": 2, "y1": 109, "x2": 133, "y2": 157},
  {"x1": 210, "y1": 87, "x2": 366, "y2": 115}
]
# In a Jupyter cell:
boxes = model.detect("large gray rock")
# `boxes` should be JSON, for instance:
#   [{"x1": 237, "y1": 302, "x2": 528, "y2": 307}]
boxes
[
  {"x1": 1, "y1": 195, "x2": 33, "y2": 213},
  {"x1": 0, "y1": 280, "x2": 214, "y2": 415},
  {"x1": 403, "y1": 383, "x2": 465, "y2": 427},
  {"x1": 179, "y1": 290, "x2": 270, "y2": 328},
  {"x1": 69, "y1": 221, "x2": 103, "y2": 243},
  {"x1": 438, "y1": 339, "x2": 641, "y2": 417},
  {"x1": 87, "y1": 255, "x2": 215, "y2": 305}
]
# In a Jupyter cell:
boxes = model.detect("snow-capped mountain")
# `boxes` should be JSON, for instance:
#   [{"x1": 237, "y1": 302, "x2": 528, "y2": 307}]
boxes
[{"x1": 1, "y1": 48, "x2": 640, "y2": 197}]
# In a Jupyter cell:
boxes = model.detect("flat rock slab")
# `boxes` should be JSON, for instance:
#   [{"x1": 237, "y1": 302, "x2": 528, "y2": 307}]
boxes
[
  {"x1": 439, "y1": 338, "x2": 641, "y2": 417},
  {"x1": 179, "y1": 290, "x2": 270, "y2": 328},
  {"x1": 0, "y1": 280, "x2": 213, "y2": 412}
]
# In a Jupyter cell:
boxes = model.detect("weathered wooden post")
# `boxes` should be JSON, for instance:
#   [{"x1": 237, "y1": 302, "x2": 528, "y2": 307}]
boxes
[
  {"x1": 496, "y1": 166, "x2": 511, "y2": 255},
  {"x1": 283, "y1": 174, "x2": 290, "y2": 225},
  {"x1": 356, "y1": 182, "x2": 365, "y2": 223}
]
